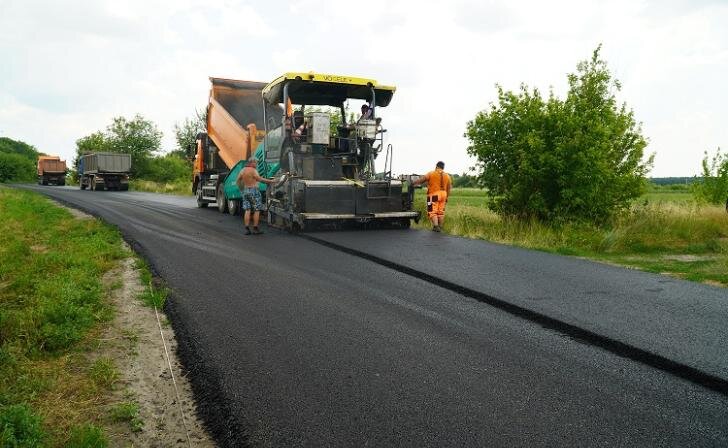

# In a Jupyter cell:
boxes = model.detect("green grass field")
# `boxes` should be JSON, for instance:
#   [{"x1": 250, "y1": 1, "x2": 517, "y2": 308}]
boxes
[
  {"x1": 414, "y1": 187, "x2": 728, "y2": 287},
  {"x1": 0, "y1": 188, "x2": 126, "y2": 446}
]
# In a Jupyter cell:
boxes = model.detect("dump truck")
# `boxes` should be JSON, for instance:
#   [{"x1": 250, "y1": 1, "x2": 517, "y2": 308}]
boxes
[
  {"x1": 37, "y1": 156, "x2": 67, "y2": 185},
  {"x1": 191, "y1": 77, "x2": 283, "y2": 213},
  {"x1": 78, "y1": 152, "x2": 131, "y2": 191},
  {"x1": 263, "y1": 72, "x2": 419, "y2": 230}
]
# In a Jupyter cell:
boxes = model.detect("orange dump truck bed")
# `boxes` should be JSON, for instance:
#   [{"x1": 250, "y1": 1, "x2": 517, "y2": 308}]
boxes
[
  {"x1": 206, "y1": 77, "x2": 282, "y2": 169},
  {"x1": 37, "y1": 156, "x2": 67, "y2": 175}
]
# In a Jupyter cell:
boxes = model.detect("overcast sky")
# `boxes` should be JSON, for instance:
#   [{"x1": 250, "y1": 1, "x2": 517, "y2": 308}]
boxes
[{"x1": 1, "y1": 0, "x2": 726, "y2": 177}]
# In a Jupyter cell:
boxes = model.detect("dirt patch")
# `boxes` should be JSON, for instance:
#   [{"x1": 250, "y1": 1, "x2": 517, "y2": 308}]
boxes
[{"x1": 101, "y1": 245, "x2": 215, "y2": 447}]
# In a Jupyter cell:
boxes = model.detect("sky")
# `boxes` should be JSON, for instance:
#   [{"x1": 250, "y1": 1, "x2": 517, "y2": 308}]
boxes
[{"x1": 1, "y1": 0, "x2": 727, "y2": 177}]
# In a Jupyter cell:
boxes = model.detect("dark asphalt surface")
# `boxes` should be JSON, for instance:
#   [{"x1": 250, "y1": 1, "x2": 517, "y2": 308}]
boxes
[
  {"x1": 17, "y1": 185, "x2": 728, "y2": 447},
  {"x1": 310, "y1": 231, "x2": 728, "y2": 382}
]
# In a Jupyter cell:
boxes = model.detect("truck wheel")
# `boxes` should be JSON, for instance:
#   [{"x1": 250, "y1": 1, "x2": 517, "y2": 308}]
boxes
[
  {"x1": 196, "y1": 184, "x2": 208, "y2": 208},
  {"x1": 217, "y1": 184, "x2": 228, "y2": 213},
  {"x1": 80, "y1": 178, "x2": 86, "y2": 190},
  {"x1": 228, "y1": 198, "x2": 240, "y2": 216}
]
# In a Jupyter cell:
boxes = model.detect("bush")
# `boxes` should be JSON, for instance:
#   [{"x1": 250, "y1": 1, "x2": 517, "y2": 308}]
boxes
[
  {"x1": 0, "y1": 404, "x2": 46, "y2": 447},
  {"x1": 0, "y1": 153, "x2": 35, "y2": 182},
  {"x1": 692, "y1": 147, "x2": 728, "y2": 205},
  {"x1": 466, "y1": 46, "x2": 652, "y2": 222},
  {"x1": 144, "y1": 154, "x2": 191, "y2": 183}
]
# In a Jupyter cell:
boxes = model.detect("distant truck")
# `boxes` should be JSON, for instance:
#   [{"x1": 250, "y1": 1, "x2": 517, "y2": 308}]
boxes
[
  {"x1": 37, "y1": 156, "x2": 67, "y2": 186},
  {"x1": 78, "y1": 152, "x2": 131, "y2": 191}
]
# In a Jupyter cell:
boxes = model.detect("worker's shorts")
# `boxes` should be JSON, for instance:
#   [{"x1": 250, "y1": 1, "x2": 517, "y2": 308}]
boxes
[
  {"x1": 427, "y1": 190, "x2": 447, "y2": 218},
  {"x1": 242, "y1": 187, "x2": 264, "y2": 211}
]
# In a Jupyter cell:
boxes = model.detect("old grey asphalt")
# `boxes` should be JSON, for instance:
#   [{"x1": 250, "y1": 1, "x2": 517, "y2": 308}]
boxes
[{"x1": 17, "y1": 185, "x2": 728, "y2": 447}]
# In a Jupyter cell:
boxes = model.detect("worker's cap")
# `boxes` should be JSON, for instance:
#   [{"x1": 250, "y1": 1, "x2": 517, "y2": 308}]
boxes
[
  {"x1": 436, "y1": 161, "x2": 445, "y2": 169},
  {"x1": 361, "y1": 104, "x2": 370, "y2": 110}
]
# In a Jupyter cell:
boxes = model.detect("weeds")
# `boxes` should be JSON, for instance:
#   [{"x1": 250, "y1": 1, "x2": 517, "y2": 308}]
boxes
[
  {"x1": 134, "y1": 256, "x2": 168, "y2": 308},
  {"x1": 0, "y1": 403, "x2": 46, "y2": 447},
  {"x1": 66, "y1": 424, "x2": 107, "y2": 448},
  {"x1": 109, "y1": 401, "x2": 143, "y2": 432},
  {"x1": 89, "y1": 358, "x2": 119, "y2": 390}
]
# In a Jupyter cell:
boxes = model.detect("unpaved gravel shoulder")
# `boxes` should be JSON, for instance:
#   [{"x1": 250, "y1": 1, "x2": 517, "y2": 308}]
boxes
[{"x1": 56, "y1": 200, "x2": 215, "y2": 447}]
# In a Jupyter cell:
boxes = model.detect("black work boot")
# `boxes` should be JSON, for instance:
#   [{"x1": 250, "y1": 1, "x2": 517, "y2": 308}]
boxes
[
  {"x1": 252, "y1": 226, "x2": 263, "y2": 235},
  {"x1": 244, "y1": 226, "x2": 252, "y2": 235}
]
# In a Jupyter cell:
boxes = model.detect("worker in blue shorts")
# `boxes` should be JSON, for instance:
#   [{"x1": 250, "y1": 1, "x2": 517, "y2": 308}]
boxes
[{"x1": 236, "y1": 158, "x2": 274, "y2": 235}]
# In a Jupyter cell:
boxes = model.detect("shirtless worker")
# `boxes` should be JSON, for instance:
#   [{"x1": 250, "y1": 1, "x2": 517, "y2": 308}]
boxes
[
  {"x1": 412, "y1": 161, "x2": 452, "y2": 232},
  {"x1": 236, "y1": 158, "x2": 274, "y2": 235}
]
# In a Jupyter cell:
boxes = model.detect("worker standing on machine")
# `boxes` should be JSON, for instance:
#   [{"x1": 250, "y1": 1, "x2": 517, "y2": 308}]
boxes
[
  {"x1": 236, "y1": 158, "x2": 274, "y2": 235},
  {"x1": 412, "y1": 161, "x2": 452, "y2": 232}
]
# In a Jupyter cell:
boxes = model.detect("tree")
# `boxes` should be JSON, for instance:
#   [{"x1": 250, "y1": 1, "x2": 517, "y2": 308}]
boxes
[
  {"x1": 105, "y1": 115, "x2": 162, "y2": 177},
  {"x1": 172, "y1": 109, "x2": 206, "y2": 161},
  {"x1": 452, "y1": 173, "x2": 479, "y2": 188},
  {"x1": 692, "y1": 147, "x2": 728, "y2": 205},
  {"x1": 466, "y1": 46, "x2": 652, "y2": 222},
  {"x1": 0, "y1": 137, "x2": 41, "y2": 160},
  {"x1": 72, "y1": 131, "x2": 108, "y2": 182}
]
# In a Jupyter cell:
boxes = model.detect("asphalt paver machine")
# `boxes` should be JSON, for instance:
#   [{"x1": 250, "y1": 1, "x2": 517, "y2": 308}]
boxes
[{"x1": 262, "y1": 73, "x2": 419, "y2": 231}]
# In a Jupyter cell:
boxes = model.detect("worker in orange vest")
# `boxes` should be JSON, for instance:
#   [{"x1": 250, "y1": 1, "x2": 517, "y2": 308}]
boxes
[{"x1": 413, "y1": 161, "x2": 452, "y2": 232}]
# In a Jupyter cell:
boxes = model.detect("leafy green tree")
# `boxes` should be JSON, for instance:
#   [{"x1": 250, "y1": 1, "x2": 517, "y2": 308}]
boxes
[
  {"x1": 466, "y1": 46, "x2": 652, "y2": 222},
  {"x1": 75, "y1": 115, "x2": 162, "y2": 178},
  {"x1": 691, "y1": 147, "x2": 728, "y2": 205},
  {"x1": 452, "y1": 173, "x2": 479, "y2": 188},
  {"x1": 105, "y1": 115, "x2": 162, "y2": 177},
  {"x1": 72, "y1": 131, "x2": 108, "y2": 182},
  {"x1": 0, "y1": 137, "x2": 41, "y2": 160},
  {"x1": 172, "y1": 109, "x2": 206, "y2": 161}
]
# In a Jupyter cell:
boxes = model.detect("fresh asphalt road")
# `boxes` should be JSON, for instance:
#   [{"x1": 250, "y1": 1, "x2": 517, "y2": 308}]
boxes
[{"x1": 18, "y1": 185, "x2": 728, "y2": 447}]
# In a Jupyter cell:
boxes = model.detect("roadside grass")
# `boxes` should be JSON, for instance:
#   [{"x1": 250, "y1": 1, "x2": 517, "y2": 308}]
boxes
[
  {"x1": 109, "y1": 401, "x2": 143, "y2": 433},
  {"x1": 414, "y1": 188, "x2": 728, "y2": 287},
  {"x1": 133, "y1": 257, "x2": 168, "y2": 308},
  {"x1": 129, "y1": 179, "x2": 191, "y2": 196},
  {"x1": 0, "y1": 187, "x2": 126, "y2": 446}
]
